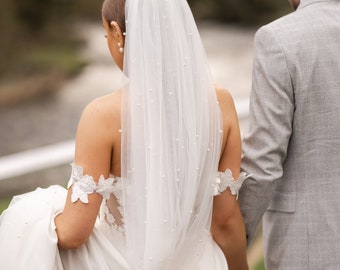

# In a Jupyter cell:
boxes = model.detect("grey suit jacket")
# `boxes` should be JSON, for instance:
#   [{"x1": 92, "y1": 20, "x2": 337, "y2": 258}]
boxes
[{"x1": 238, "y1": 0, "x2": 340, "y2": 269}]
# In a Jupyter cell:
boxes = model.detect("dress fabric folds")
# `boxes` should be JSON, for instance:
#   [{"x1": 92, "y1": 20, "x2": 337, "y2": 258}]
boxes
[{"x1": 0, "y1": 182, "x2": 229, "y2": 269}]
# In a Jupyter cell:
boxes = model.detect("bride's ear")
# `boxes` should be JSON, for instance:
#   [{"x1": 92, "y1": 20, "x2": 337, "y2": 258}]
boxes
[{"x1": 109, "y1": 21, "x2": 124, "y2": 44}]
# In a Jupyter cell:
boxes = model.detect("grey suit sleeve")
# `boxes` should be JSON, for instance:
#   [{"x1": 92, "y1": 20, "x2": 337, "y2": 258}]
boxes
[{"x1": 238, "y1": 26, "x2": 295, "y2": 244}]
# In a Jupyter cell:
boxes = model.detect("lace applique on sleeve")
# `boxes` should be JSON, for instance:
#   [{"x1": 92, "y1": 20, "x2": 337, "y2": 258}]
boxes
[
  {"x1": 68, "y1": 163, "x2": 117, "y2": 204},
  {"x1": 213, "y1": 169, "x2": 250, "y2": 199},
  {"x1": 96, "y1": 175, "x2": 117, "y2": 200}
]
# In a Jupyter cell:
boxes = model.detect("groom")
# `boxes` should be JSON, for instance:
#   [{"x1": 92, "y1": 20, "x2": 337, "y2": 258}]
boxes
[{"x1": 238, "y1": 0, "x2": 340, "y2": 269}]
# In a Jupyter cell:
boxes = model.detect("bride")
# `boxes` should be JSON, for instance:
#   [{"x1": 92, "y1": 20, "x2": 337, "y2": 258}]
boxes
[{"x1": 0, "y1": 0, "x2": 248, "y2": 269}]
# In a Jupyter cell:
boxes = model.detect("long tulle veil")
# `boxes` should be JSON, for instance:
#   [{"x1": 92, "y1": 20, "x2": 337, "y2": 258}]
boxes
[{"x1": 121, "y1": 0, "x2": 222, "y2": 269}]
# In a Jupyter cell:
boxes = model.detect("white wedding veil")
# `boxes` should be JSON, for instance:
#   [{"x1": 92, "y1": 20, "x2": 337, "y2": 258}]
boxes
[{"x1": 121, "y1": 0, "x2": 222, "y2": 269}]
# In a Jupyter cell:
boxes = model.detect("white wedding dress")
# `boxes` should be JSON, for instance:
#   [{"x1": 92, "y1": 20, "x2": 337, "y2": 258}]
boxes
[
  {"x1": 0, "y1": 0, "x2": 247, "y2": 268},
  {"x1": 0, "y1": 163, "x2": 246, "y2": 270}
]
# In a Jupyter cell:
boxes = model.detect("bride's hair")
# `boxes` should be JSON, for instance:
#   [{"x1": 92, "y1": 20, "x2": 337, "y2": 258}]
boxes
[{"x1": 102, "y1": 0, "x2": 126, "y2": 33}]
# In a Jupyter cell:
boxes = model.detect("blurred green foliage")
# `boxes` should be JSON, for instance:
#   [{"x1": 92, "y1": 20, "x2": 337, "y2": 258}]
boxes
[
  {"x1": 190, "y1": 0, "x2": 291, "y2": 24},
  {"x1": 0, "y1": 0, "x2": 290, "y2": 100},
  {"x1": 0, "y1": 0, "x2": 290, "y2": 78},
  {"x1": 253, "y1": 258, "x2": 265, "y2": 270},
  {"x1": 0, "y1": 197, "x2": 11, "y2": 215},
  {"x1": 0, "y1": 0, "x2": 101, "y2": 80}
]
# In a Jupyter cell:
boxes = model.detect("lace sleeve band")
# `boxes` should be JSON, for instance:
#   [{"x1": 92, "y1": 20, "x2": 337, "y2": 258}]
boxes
[
  {"x1": 213, "y1": 169, "x2": 250, "y2": 199},
  {"x1": 68, "y1": 163, "x2": 248, "y2": 203},
  {"x1": 68, "y1": 163, "x2": 117, "y2": 204}
]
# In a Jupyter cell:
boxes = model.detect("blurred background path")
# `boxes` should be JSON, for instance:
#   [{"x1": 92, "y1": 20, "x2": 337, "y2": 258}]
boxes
[{"x1": 0, "y1": 22, "x2": 255, "y2": 157}]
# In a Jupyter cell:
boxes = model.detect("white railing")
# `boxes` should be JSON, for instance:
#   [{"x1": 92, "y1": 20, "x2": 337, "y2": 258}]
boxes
[
  {"x1": 0, "y1": 98, "x2": 249, "y2": 181},
  {"x1": 0, "y1": 140, "x2": 75, "y2": 180}
]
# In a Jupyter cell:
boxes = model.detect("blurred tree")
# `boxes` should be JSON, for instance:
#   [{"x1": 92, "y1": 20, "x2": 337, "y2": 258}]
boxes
[
  {"x1": 189, "y1": 0, "x2": 291, "y2": 25},
  {"x1": 12, "y1": 0, "x2": 54, "y2": 33},
  {"x1": 0, "y1": 0, "x2": 82, "y2": 79},
  {"x1": 71, "y1": 0, "x2": 102, "y2": 20},
  {"x1": 0, "y1": 0, "x2": 20, "y2": 76},
  {"x1": 0, "y1": 0, "x2": 291, "y2": 104}
]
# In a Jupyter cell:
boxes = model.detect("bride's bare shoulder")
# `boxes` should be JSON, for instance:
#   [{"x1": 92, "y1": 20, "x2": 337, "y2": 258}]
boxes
[
  {"x1": 214, "y1": 85, "x2": 239, "y2": 133},
  {"x1": 85, "y1": 90, "x2": 121, "y2": 116},
  {"x1": 215, "y1": 85, "x2": 237, "y2": 119},
  {"x1": 91, "y1": 89, "x2": 121, "y2": 108},
  {"x1": 78, "y1": 90, "x2": 121, "y2": 130}
]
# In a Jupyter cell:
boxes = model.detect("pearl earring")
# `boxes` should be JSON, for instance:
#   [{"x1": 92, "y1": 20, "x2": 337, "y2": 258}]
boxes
[{"x1": 118, "y1": 42, "x2": 124, "y2": 53}]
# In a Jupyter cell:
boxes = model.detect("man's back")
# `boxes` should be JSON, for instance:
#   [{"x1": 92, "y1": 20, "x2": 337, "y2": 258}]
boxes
[{"x1": 239, "y1": 0, "x2": 340, "y2": 269}]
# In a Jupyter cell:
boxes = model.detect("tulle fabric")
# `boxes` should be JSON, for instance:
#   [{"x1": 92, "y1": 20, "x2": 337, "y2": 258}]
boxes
[{"x1": 121, "y1": 0, "x2": 222, "y2": 269}]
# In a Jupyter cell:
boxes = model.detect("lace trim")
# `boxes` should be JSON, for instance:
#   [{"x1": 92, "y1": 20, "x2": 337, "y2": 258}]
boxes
[
  {"x1": 100, "y1": 200, "x2": 125, "y2": 232},
  {"x1": 68, "y1": 162, "x2": 118, "y2": 204},
  {"x1": 213, "y1": 169, "x2": 250, "y2": 199}
]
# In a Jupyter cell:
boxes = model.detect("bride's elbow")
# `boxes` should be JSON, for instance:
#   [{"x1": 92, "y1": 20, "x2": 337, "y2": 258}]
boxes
[
  {"x1": 59, "y1": 240, "x2": 86, "y2": 250},
  {"x1": 211, "y1": 207, "x2": 239, "y2": 238},
  {"x1": 211, "y1": 219, "x2": 233, "y2": 240},
  {"x1": 56, "y1": 228, "x2": 89, "y2": 249},
  {"x1": 54, "y1": 215, "x2": 90, "y2": 249}
]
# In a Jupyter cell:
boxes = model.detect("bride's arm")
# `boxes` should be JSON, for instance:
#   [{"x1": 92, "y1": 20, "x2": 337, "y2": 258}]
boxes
[
  {"x1": 55, "y1": 95, "x2": 117, "y2": 249},
  {"x1": 211, "y1": 88, "x2": 248, "y2": 270}
]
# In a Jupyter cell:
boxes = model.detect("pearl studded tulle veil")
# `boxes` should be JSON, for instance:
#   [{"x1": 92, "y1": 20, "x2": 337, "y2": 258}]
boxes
[{"x1": 121, "y1": 0, "x2": 222, "y2": 269}]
